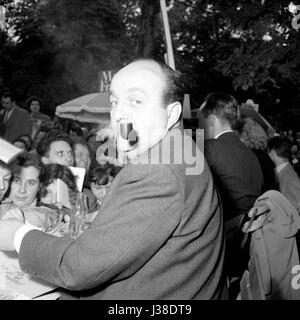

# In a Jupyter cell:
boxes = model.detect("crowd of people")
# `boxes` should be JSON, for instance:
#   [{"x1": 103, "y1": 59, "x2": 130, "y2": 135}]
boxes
[
  {"x1": 0, "y1": 58, "x2": 299, "y2": 300},
  {"x1": 0, "y1": 90, "x2": 121, "y2": 235}
]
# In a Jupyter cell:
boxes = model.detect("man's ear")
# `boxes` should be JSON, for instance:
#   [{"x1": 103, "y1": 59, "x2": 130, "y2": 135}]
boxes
[
  {"x1": 166, "y1": 102, "x2": 182, "y2": 130},
  {"x1": 208, "y1": 114, "x2": 217, "y2": 127},
  {"x1": 41, "y1": 156, "x2": 49, "y2": 165}
]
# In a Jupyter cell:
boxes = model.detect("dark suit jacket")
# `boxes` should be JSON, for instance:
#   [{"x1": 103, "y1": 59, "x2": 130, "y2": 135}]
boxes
[
  {"x1": 205, "y1": 132, "x2": 264, "y2": 223},
  {"x1": 205, "y1": 132, "x2": 264, "y2": 278},
  {"x1": 1, "y1": 106, "x2": 31, "y2": 142},
  {"x1": 18, "y1": 127, "x2": 227, "y2": 300},
  {"x1": 278, "y1": 163, "x2": 300, "y2": 211},
  {"x1": 252, "y1": 149, "x2": 278, "y2": 193}
]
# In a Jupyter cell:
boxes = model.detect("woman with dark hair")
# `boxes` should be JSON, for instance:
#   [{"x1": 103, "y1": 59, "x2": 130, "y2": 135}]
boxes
[
  {"x1": 0, "y1": 153, "x2": 58, "y2": 228},
  {"x1": 8, "y1": 152, "x2": 44, "y2": 208},
  {"x1": 39, "y1": 163, "x2": 78, "y2": 208}
]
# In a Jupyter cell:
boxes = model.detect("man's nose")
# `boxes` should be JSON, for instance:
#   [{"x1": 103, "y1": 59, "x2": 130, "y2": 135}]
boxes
[
  {"x1": 111, "y1": 103, "x2": 129, "y2": 123},
  {"x1": 51, "y1": 191, "x2": 57, "y2": 204},
  {"x1": 19, "y1": 182, "x2": 26, "y2": 193}
]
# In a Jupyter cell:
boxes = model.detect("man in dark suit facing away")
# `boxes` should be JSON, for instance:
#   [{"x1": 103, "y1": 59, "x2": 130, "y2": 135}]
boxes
[
  {"x1": 199, "y1": 92, "x2": 264, "y2": 283},
  {"x1": 0, "y1": 91, "x2": 31, "y2": 143}
]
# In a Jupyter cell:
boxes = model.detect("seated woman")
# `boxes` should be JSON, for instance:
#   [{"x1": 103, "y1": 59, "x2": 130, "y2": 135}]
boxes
[{"x1": 0, "y1": 153, "x2": 59, "y2": 228}]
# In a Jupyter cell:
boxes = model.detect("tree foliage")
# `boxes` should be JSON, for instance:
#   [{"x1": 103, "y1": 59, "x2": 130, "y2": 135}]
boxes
[
  {"x1": 0, "y1": 0, "x2": 128, "y2": 113},
  {"x1": 0, "y1": 0, "x2": 300, "y2": 120}
]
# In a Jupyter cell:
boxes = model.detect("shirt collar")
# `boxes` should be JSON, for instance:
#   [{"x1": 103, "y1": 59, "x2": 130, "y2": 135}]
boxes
[
  {"x1": 275, "y1": 162, "x2": 289, "y2": 174},
  {"x1": 214, "y1": 130, "x2": 233, "y2": 139}
]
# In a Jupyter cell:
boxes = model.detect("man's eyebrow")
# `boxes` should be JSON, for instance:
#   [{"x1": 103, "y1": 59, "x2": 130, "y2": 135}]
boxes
[
  {"x1": 28, "y1": 179, "x2": 38, "y2": 183},
  {"x1": 109, "y1": 88, "x2": 147, "y2": 96}
]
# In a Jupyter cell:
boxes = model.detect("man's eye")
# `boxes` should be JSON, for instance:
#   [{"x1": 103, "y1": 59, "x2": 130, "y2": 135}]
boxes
[
  {"x1": 58, "y1": 151, "x2": 64, "y2": 157},
  {"x1": 110, "y1": 100, "x2": 117, "y2": 108},
  {"x1": 28, "y1": 181, "x2": 37, "y2": 186},
  {"x1": 13, "y1": 178, "x2": 21, "y2": 183},
  {"x1": 130, "y1": 99, "x2": 141, "y2": 105},
  {"x1": 4, "y1": 177, "x2": 10, "y2": 182}
]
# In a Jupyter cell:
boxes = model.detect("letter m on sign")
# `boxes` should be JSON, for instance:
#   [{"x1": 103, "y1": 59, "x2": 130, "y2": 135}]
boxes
[{"x1": 99, "y1": 70, "x2": 117, "y2": 92}]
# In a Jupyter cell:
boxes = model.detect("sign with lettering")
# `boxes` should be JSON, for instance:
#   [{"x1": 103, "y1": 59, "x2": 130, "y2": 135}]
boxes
[{"x1": 98, "y1": 70, "x2": 117, "y2": 92}]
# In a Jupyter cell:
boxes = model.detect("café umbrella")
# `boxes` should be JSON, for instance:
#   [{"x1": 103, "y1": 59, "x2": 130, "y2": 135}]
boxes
[{"x1": 55, "y1": 92, "x2": 111, "y2": 124}]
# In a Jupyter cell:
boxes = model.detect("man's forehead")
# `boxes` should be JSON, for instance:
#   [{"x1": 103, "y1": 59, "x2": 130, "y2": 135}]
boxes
[
  {"x1": 111, "y1": 60, "x2": 165, "y2": 92},
  {"x1": 1, "y1": 97, "x2": 11, "y2": 102},
  {"x1": 50, "y1": 140, "x2": 71, "y2": 151},
  {"x1": 18, "y1": 166, "x2": 39, "y2": 178},
  {"x1": 0, "y1": 167, "x2": 11, "y2": 175}
]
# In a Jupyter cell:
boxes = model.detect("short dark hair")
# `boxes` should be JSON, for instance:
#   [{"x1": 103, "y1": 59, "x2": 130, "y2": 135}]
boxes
[
  {"x1": 268, "y1": 136, "x2": 291, "y2": 159},
  {"x1": 69, "y1": 126, "x2": 83, "y2": 137},
  {"x1": 88, "y1": 164, "x2": 115, "y2": 186},
  {"x1": 36, "y1": 130, "x2": 72, "y2": 157},
  {"x1": 201, "y1": 92, "x2": 238, "y2": 126},
  {"x1": 133, "y1": 59, "x2": 185, "y2": 107},
  {"x1": 1, "y1": 90, "x2": 16, "y2": 102},
  {"x1": 10, "y1": 152, "x2": 45, "y2": 180},
  {"x1": 156, "y1": 61, "x2": 185, "y2": 107}
]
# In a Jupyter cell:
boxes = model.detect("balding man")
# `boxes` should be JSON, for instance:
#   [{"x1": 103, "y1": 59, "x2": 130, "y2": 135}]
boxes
[{"x1": 0, "y1": 59, "x2": 227, "y2": 299}]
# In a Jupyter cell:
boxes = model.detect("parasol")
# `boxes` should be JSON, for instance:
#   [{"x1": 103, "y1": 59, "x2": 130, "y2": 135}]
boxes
[{"x1": 55, "y1": 92, "x2": 111, "y2": 124}]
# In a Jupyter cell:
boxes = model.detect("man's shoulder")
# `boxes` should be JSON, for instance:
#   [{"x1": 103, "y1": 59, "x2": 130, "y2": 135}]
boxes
[
  {"x1": 123, "y1": 162, "x2": 176, "y2": 182},
  {"x1": 14, "y1": 106, "x2": 29, "y2": 117},
  {"x1": 280, "y1": 164, "x2": 300, "y2": 182}
]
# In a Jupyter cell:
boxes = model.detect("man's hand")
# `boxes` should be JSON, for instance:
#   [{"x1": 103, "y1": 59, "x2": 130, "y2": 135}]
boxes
[{"x1": 0, "y1": 219, "x2": 25, "y2": 251}]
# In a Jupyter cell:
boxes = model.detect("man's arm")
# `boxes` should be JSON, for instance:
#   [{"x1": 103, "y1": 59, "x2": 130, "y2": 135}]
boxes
[{"x1": 18, "y1": 165, "x2": 182, "y2": 291}]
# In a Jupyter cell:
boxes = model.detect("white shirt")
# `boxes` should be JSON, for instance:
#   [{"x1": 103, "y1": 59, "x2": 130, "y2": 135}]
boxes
[
  {"x1": 13, "y1": 224, "x2": 41, "y2": 253},
  {"x1": 214, "y1": 130, "x2": 233, "y2": 139},
  {"x1": 275, "y1": 162, "x2": 289, "y2": 175},
  {"x1": 3, "y1": 106, "x2": 16, "y2": 123}
]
